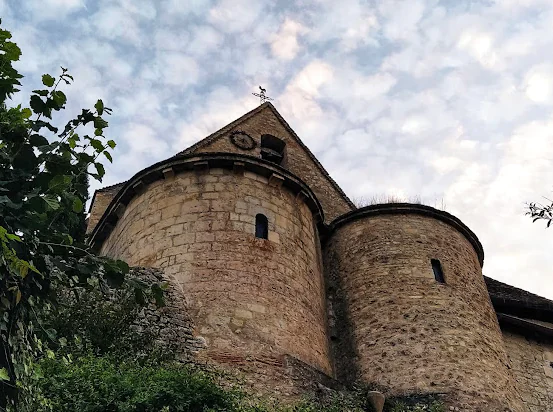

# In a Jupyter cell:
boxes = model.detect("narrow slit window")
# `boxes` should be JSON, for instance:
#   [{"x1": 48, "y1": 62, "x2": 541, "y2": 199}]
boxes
[
  {"x1": 255, "y1": 214, "x2": 268, "y2": 239},
  {"x1": 431, "y1": 259, "x2": 445, "y2": 284}
]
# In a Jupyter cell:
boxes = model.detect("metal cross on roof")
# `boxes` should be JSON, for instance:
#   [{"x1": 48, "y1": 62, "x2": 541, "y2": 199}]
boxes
[{"x1": 252, "y1": 86, "x2": 273, "y2": 105}]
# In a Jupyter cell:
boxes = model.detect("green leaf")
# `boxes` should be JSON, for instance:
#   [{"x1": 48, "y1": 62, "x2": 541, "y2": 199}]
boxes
[
  {"x1": 48, "y1": 175, "x2": 71, "y2": 191},
  {"x1": 42, "y1": 195, "x2": 60, "y2": 210},
  {"x1": 105, "y1": 269, "x2": 124, "y2": 288},
  {"x1": 52, "y1": 90, "x2": 67, "y2": 108},
  {"x1": 115, "y1": 259, "x2": 129, "y2": 274},
  {"x1": 29, "y1": 134, "x2": 49, "y2": 147},
  {"x1": 107, "y1": 140, "x2": 116, "y2": 149},
  {"x1": 4, "y1": 41, "x2": 21, "y2": 61},
  {"x1": 94, "y1": 162, "x2": 105, "y2": 178},
  {"x1": 90, "y1": 139, "x2": 104, "y2": 152},
  {"x1": 21, "y1": 107, "x2": 32, "y2": 118},
  {"x1": 93, "y1": 116, "x2": 108, "y2": 129},
  {"x1": 32, "y1": 89, "x2": 49, "y2": 96},
  {"x1": 13, "y1": 144, "x2": 38, "y2": 170},
  {"x1": 6, "y1": 233, "x2": 21, "y2": 242},
  {"x1": 65, "y1": 234, "x2": 73, "y2": 245},
  {"x1": 0, "y1": 368, "x2": 9, "y2": 381},
  {"x1": 72, "y1": 197, "x2": 83, "y2": 213},
  {"x1": 42, "y1": 74, "x2": 55, "y2": 87},
  {"x1": 103, "y1": 151, "x2": 113, "y2": 163},
  {"x1": 29, "y1": 95, "x2": 46, "y2": 114},
  {"x1": 32, "y1": 120, "x2": 58, "y2": 133},
  {"x1": 95, "y1": 99, "x2": 104, "y2": 115}
]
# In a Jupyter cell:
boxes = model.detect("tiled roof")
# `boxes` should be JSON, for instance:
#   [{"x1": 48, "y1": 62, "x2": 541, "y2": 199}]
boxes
[{"x1": 485, "y1": 276, "x2": 553, "y2": 323}]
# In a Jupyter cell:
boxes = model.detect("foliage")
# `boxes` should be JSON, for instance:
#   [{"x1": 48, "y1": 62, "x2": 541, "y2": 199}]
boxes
[
  {"x1": 36, "y1": 356, "x2": 243, "y2": 412},
  {"x1": 387, "y1": 401, "x2": 444, "y2": 412},
  {"x1": 242, "y1": 391, "x2": 368, "y2": 412},
  {"x1": 385, "y1": 394, "x2": 444, "y2": 412},
  {"x1": 26, "y1": 283, "x2": 444, "y2": 412},
  {"x1": 34, "y1": 354, "x2": 371, "y2": 412},
  {"x1": 527, "y1": 201, "x2": 553, "y2": 228},
  {"x1": 0, "y1": 20, "x2": 162, "y2": 408},
  {"x1": 42, "y1": 277, "x2": 170, "y2": 364}
]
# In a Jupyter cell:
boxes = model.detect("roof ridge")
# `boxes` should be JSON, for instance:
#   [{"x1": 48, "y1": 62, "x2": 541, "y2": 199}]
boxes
[
  {"x1": 96, "y1": 181, "x2": 126, "y2": 192},
  {"x1": 264, "y1": 103, "x2": 355, "y2": 209},
  {"x1": 175, "y1": 102, "x2": 355, "y2": 209}
]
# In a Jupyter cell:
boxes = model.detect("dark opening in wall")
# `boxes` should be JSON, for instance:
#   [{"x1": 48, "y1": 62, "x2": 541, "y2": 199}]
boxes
[
  {"x1": 260, "y1": 134, "x2": 286, "y2": 165},
  {"x1": 431, "y1": 259, "x2": 445, "y2": 284},
  {"x1": 255, "y1": 214, "x2": 269, "y2": 239}
]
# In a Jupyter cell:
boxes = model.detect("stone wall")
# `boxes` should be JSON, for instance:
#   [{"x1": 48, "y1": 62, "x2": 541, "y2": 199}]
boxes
[
  {"x1": 182, "y1": 104, "x2": 353, "y2": 222},
  {"x1": 503, "y1": 329, "x2": 553, "y2": 411},
  {"x1": 129, "y1": 266, "x2": 206, "y2": 360},
  {"x1": 324, "y1": 210, "x2": 524, "y2": 411},
  {"x1": 129, "y1": 267, "x2": 341, "y2": 400},
  {"x1": 99, "y1": 167, "x2": 332, "y2": 379},
  {"x1": 87, "y1": 183, "x2": 125, "y2": 234}
]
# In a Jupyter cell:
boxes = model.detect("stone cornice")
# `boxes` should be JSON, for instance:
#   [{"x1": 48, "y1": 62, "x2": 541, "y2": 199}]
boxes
[
  {"x1": 329, "y1": 203, "x2": 485, "y2": 267},
  {"x1": 88, "y1": 152, "x2": 325, "y2": 250}
]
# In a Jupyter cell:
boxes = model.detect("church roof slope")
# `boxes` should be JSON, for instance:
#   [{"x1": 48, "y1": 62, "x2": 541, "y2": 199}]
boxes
[
  {"x1": 485, "y1": 276, "x2": 553, "y2": 323},
  {"x1": 175, "y1": 102, "x2": 355, "y2": 221}
]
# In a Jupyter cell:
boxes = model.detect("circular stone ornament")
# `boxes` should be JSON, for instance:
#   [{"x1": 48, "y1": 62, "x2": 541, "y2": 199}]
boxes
[{"x1": 230, "y1": 131, "x2": 256, "y2": 150}]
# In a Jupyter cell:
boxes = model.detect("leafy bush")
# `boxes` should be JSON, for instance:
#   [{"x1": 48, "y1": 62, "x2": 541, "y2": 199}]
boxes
[
  {"x1": 34, "y1": 355, "x2": 373, "y2": 412},
  {"x1": 36, "y1": 356, "x2": 242, "y2": 412}
]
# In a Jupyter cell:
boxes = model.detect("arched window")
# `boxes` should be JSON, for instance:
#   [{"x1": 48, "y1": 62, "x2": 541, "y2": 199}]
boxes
[
  {"x1": 255, "y1": 214, "x2": 269, "y2": 239},
  {"x1": 260, "y1": 134, "x2": 286, "y2": 165}
]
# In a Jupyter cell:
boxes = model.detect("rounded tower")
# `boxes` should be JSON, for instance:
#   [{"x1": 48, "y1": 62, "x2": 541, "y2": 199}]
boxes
[
  {"x1": 324, "y1": 204, "x2": 523, "y2": 411},
  {"x1": 90, "y1": 153, "x2": 332, "y2": 392}
]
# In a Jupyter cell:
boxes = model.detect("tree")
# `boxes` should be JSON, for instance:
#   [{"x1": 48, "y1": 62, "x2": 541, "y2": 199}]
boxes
[{"x1": 0, "y1": 20, "x2": 143, "y2": 408}]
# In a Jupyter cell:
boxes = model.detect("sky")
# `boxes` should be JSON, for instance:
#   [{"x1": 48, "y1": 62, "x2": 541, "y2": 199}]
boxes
[{"x1": 3, "y1": 0, "x2": 553, "y2": 299}]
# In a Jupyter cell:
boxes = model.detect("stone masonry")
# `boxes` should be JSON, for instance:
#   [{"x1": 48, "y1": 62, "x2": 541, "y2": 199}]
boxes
[
  {"x1": 503, "y1": 330, "x2": 553, "y2": 412},
  {"x1": 99, "y1": 166, "x2": 332, "y2": 377},
  {"x1": 324, "y1": 210, "x2": 523, "y2": 411},
  {"x1": 87, "y1": 103, "x2": 553, "y2": 411}
]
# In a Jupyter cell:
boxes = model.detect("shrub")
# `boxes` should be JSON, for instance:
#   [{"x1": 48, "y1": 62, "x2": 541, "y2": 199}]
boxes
[{"x1": 36, "y1": 356, "x2": 243, "y2": 412}]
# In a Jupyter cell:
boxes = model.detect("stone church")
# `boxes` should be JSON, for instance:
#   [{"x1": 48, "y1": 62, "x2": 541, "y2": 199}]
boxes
[{"x1": 86, "y1": 103, "x2": 553, "y2": 411}]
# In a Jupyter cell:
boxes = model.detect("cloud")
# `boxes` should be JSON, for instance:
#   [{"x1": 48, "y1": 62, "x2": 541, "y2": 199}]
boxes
[
  {"x1": 91, "y1": 6, "x2": 144, "y2": 44},
  {"x1": 523, "y1": 64, "x2": 553, "y2": 104},
  {"x1": 162, "y1": 0, "x2": 212, "y2": 19},
  {"x1": 305, "y1": 0, "x2": 379, "y2": 50},
  {"x1": 457, "y1": 30, "x2": 500, "y2": 70},
  {"x1": 208, "y1": 0, "x2": 264, "y2": 33},
  {"x1": 270, "y1": 18, "x2": 307, "y2": 61},
  {"x1": 172, "y1": 86, "x2": 252, "y2": 152},
  {"x1": 140, "y1": 52, "x2": 199, "y2": 88},
  {"x1": 7, "y1": 0, "x2": 553, "y2": 300},
  {"x1": 22, "y1": 0, "x2": 85, "y2": 21}
]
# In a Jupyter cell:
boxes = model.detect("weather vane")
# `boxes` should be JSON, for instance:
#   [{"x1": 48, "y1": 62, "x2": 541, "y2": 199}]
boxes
[{"x1": 252, "y1": 86, "x2": 273, "y2": 105}]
